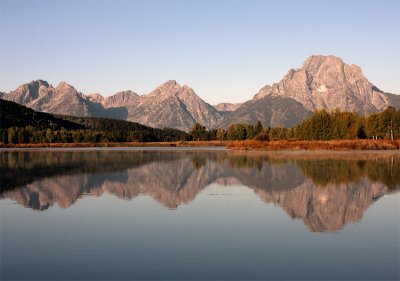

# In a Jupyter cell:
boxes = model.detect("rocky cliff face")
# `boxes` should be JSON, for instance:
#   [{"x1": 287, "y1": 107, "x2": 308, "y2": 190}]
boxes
[
  {"x1": 87, "y1": 93, "x2": 104, "y2": 103},
  {"x1": 213, "y1": 103, "x2": 242, "y2": 112},
  {"x1": 3, "y1": 80, "x2": 94, "y2": 117},
  {"x1": 254, "y1": 55, "x2": 399, "y2": 113},
  {"x1": 102, "y1": 90, "x2": 139, "y2": 108},
  {"x1": 212, "y1": 54, "x2": 399, "y2": 128},
  {"x1": 1, "y1": 55, "x2": 399, "y2": 130},
  {"x1": 126, "y1": 80, "x2": 222, "y2": 131},
  {"x1": 1, "y1": 80, "x2": 222, "y2": 131},
  {"x1": 4, "y1": 80, "x2": 50, "y2": 105}
]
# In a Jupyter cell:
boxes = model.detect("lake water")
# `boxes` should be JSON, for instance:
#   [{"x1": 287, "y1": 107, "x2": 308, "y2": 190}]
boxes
[{"x1": 1, "y1": 148, "x2": 399, "y2": 280}]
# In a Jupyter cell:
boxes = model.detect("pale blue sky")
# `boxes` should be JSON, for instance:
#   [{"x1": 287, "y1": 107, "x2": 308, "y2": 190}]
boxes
[{"x1": 0, "y1": 0, "x2": 399, "y2": 104}]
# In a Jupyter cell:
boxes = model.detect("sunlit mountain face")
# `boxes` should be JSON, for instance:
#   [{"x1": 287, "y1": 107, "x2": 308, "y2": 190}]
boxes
[{"x1": 1, "y1": 150, "x2": 399, "y2": 233}]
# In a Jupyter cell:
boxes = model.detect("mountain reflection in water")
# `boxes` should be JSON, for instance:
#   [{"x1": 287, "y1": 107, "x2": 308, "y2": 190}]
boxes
[{"x1": 1, "y1": 149, "x2": 399, "y2": 232}]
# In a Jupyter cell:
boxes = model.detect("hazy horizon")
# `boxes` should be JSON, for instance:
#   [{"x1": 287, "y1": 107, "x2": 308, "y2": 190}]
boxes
[{"x1": 1, "y1": 0, "x2": 399, "y2": 104}]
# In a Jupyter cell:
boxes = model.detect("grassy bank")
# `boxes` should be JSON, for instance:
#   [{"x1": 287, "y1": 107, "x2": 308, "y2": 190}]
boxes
[{"x1": 226, "y1": 140, "x2": 400, "y2": 151}]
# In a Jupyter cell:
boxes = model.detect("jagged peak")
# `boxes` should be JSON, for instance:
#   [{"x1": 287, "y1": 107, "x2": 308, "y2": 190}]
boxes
[
  {"x1": 161, "y1": 80, "x2": 180, "y2": 88},
  {"x1": 303, "y1": 54, "x2": 344, "y2": 65},
  {"x1": 181, "y1": 84, "x2": 196, "y2": 95},
  {"x1": 147, "y1": 80, "x2": 184, "y2": 98},
  {"x1": 88, "y1": 93, "x2": 103, "y2": 98},
  {"x1": 32, "y1": 79, "x2": 50, "y2": 87},
  {"x1": 17, "y1": 79, "x2": 50, "y2": 90},
  {"x1": 87, "y1": 93, "x2": 104, "y2": 102},
  {"x1": 56, "y1": 81, "x2": 76, "y2": 91},
  {"x1": 301, "y1": 54, "x2": 344, "y2": 71},
  {"x1": 301, "y1": 55, "x2": 367, "y2": 81}
]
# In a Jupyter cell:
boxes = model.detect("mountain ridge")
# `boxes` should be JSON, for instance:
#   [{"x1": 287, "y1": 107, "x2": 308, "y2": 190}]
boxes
[
  {"x1": 1, "y1": 55, "x2": 399, "y2": 131},
  {"x1": 253, "y1": 55, "x2": 398, "y2": 113}
]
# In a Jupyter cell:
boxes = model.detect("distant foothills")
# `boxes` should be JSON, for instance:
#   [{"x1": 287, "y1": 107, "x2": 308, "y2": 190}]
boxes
[{"x1": 0, "y1": 54, "x2": 399, "y2": 146}]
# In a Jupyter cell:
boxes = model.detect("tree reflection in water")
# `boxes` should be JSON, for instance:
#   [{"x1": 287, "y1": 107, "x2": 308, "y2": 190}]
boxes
[{"x1": 1, "y1": 149, "x2": 399, "y2": 232}]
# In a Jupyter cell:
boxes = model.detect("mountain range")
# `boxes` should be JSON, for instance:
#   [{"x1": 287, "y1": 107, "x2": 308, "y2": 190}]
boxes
[{"x1": 1, "y1": 55, "x2": 399, "y2": 131}]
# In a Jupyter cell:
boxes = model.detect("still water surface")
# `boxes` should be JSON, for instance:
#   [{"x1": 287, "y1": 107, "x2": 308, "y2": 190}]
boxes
[{"x1": 1, "y1": 148, "x2": 399, "y2": 280}]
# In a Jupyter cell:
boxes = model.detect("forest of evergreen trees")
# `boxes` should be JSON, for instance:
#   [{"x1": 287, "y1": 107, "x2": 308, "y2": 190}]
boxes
[
  {"x1": 0, "y1": 99, "x2": 189, "y2": 144},
  {"x1": 188, "y1": 107, "x2": 400, "y2": 141},
  {"x1": 1, "y1": 98, "x2": 399, "y2": 144}
]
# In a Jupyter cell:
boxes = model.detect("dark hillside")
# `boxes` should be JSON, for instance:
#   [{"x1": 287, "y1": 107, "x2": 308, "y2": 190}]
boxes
[{"x1": 0, "y1": 99, "x2": 84, "y2": 130}]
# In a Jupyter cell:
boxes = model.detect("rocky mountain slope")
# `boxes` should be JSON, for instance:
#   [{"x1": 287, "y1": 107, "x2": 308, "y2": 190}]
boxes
[
  {"x1": 215, "y1": 55, "x2": 400, "y2": 128},
  {"x1": 102, "y1": 90, "x2": 139, "y2": 108},
  {"x1": 217, "y1": 95, "x2": 312, "y2": 128},
  {"x1": 254, "y1": 55, "x2": 399, "y2": 113},
  {"x1": 213, "y1": 102, "x2": 242, "y2": 112},
  {"x1": 3, "y1": 80, "x2": 92, "y2": 116},
  {"x1": 126, "y1": 80, "x2": 222, "y2": 131},
  {"x1": 1, "y1": 55, "x2": 399, "y2": 130},
  {"x1": 1, "y1": 80, "x2": 221, "y2": 131},
  {"x1": 87, "y1": 90, "x2": 140, "y2": 108}
]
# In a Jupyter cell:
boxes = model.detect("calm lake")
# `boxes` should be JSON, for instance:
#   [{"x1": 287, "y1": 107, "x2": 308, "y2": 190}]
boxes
[{"x1": 1, "y1": 148, "x2": 399, "y2": 280}]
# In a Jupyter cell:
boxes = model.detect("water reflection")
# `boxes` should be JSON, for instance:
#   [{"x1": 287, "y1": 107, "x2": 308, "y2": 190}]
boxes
[{"x1": 1, "y1": 149, "x2": 399, "y2": 232}]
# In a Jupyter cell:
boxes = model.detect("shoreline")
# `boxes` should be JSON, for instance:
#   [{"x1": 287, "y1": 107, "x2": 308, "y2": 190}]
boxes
[
  {"x1": 226, "y1": 139, "x2": 400, "y2": 151},
  {"x1": 1, "y1": 139, "x2": 400, "y2": 150},
  {"x1": 0, "y1": 141, "x2": 226, "y2": 149}
]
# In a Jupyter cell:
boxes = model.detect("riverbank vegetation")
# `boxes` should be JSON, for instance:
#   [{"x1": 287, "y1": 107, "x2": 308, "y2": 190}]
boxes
[
  {"x1": 1, "y1": 99, "x2": 399, "y2": 149},
  {"x1": 225, "y1": 139, "x2": 400, "y2": 151},
  {"x1": 189, "y1": 107, "x2": 400, "y2": 141}
]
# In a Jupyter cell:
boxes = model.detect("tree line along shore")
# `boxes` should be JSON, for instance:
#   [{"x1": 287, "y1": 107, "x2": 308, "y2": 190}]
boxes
[
  {"x1": 2, "y1": 140, "x2": 400, "y2": 151},
  {"x1": 1, "y1": 99, "x2": 399, "y2": 150}
]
